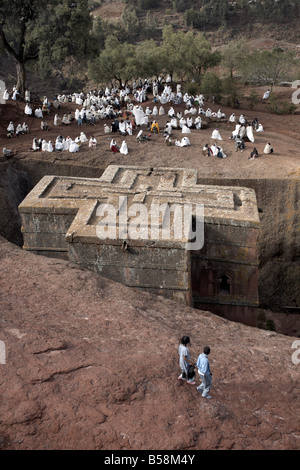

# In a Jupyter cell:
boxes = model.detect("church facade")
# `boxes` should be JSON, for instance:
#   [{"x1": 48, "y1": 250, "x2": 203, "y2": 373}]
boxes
[{"x1": 19, "y1": 165, "x2": 260, "y2": 319}]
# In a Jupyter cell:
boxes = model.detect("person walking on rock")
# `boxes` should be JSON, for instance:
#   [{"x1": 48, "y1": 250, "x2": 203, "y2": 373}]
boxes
[
  {"x1": 178, "y1": 336, "x2": 196, "y2": 385},
  {"x1": 196, "y1": 346, "x2": 212, "y2": 398}
]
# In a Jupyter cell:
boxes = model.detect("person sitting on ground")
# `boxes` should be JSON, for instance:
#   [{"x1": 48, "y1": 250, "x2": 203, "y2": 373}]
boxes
[
  {"x1": 136, "y1": 130, "x2": 148, "y2": 143},
  {"x1": 21, "y1": 122, "x2": 29, "y2": 133},
  {"x1": 164, "y1": 135, "x2": 172, "y2": 146},
  {"x1": 54, "y1": 114, "x2": 62, "y2": 126},
  {"x1": 264, "y1": 142, "x2": 273, "y2": 154},
  {"x1": 89, "y1": 136, "x2": 97, "y2": 148},
  {"x1": 248, "y1": 147, "x2": 259, "y2": 160},
  {"x1": 55, "y1": 136, "x2": 64, "y2": 151},
  {"x1": 235, "y1": 137, "x2": 245, "y2": 152},
  {"x1": 150, "y1": 120, "x2": 159, "y2": 134},
  {"x1": 202, "y1": 144, "x2": 212, "y2": 157},
  {"x1": 16, "y1": 123, "x2": 23, "y2": 137},
  {"x1": 62, "y1": 114, "x2": 70, "y2": 125},
  {"x1": 7, "y1": 121, "x2": 14, "y2": 137},
  {"x1": 110, "y1": 139, "x2": 119, "y2": 153},
  {"x1": 41, "y1": 120, "x2": 49, "y2": 131},
  {"x1": 31, "y1": 138, "x2": 41, "y2": 151}
]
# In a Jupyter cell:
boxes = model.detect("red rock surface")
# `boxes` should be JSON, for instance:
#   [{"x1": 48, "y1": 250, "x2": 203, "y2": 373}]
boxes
[{"x1": 0, "y1": 236, "x2": 299, "y2": 450}]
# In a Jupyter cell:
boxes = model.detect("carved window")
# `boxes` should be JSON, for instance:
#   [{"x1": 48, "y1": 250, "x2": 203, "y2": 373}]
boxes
[{"x1": 219, "y1": 275, "x2": 231, "y2": 294}]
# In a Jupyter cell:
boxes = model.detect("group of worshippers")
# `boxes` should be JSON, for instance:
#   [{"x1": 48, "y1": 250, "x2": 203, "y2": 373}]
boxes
[
  {"x1": 7, "y1": 121, "x2": 29, "y2": 138},
  {"x1": 227, "y1": 111, "x2": 274, "y2": 159},
  {"x1": 31, "y1": 131, "x2": 98, "y2": 153}
]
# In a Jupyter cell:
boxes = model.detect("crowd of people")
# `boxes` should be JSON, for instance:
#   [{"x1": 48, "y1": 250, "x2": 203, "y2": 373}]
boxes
[{"x1": 2, "y1": 78, "x2": 274, "y2": 161}]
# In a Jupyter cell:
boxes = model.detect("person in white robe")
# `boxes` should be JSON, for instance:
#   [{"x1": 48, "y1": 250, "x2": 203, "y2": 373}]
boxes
[
  {"x1": 159, "y1": 106, "x2": 165, "y2": 115},
  {"x1": 262, "y1": 89, "x2": 270, "y2": 100},
  {"x1": 256, "y1": 123, "x2": 264, "y2": 132},
  {"x1": 3, "y1": 89, "x2": 9, "y2": 100},
  {"x1": 7, "y1": 121, "x2": 14, "y2": 135},
  {"x1": 120, "y1": 140, "x2": 128, "y2": 155},
  {"x1": 125, "y1": 121, "x2": 132, "y2": 135},
  {"x1": 264, "y1": 142, "x2": 273, "y2": 154},
  {"x1": 24, "y1": 104, "x2": 32, "y2": 115},
  {"x1": 41, "y1": 139, "x2": 48, "y2": 152},
  {"x1": 195, "y1": 94, "x2": 204, "y2": 106},
  {"x1": 145, "y1": 106, "x2": 152, "y2": 115},
  {"x1": 217, "y1": 109, "x2": 224, "y2": 119},
  {"x1": 182, "y1": 124, "x2": 191, "y2": 134},
  {"x1": 55, "y1": 137, "x2": 63, "y2": 151},
  {"x1": 231, "y1": 124, "x2": 241, "y2": 139},
  {"x1": 168, "y1": 107, "x2": 175, "y2": 117},
  {"x1": 210, "y1": 143, "x2": 219, "y2": 156},
  {"x1": 80, "y1": 132, "x2": 88, "y2": 143},
  {"x1": 205, "y1": 108, "x2": 212, "y2": 117},
  {"x1": 175, "y1": 136, "x2": 190, "y2": 147},
  {"x1": 104, "y1": 124, "x2": 111, "y2": 133},
  {"x1": 47, "y1": 141, "x2": 54, "y2": 152},
  {"x1": 246, "y1": 125, "x2": 255, "y2": 143},
  {"x1": 119, "y1": 121, "x2": 126, "y2": 135},
  {"x1": 62, "y1": 114, "x2": 70, "y2": 125},
  {"x1": 229, "y1": 113, "x2": 236, "y2": 123},
  {"x1": 239, "y1": 114, "x2": 246, "y2": 125},
  {"x1": 54, "y1": 114, "x2": 61, "y2": 126},
  {"x1": 16, "y1": 124, "x2": 23, "y2": 137},
  {"x1": 170, "y1": 117, "x2": 178, "y2": 128},
  {"x1": 179, "y1": 117, "x2": 186, "y2": 128},
  {"x1": 194, "y1": 116, "x2": 202, "y2": 130},
  {"x1": 25, "y1": 89, "x2": 30, "y2": 103},
  {"x1": 164, "y1": 122, "x2": 172, "y2": 135},
  {"x1": 211, "y1": 129, "x2": 222, "y2": 140},
  {"x1": 32, "y1": 138, "x2": 40, "y2": 151},
  {"x1": 89, "y1": 136, "x2": 97, "y2": 148},
  {"x1": 239, "y1": 126, "x2": 246, "y2": 139},
  {"x1": 132, "y1": 106, "x2": 145, "y2": 126},
  {"x1": 186, "y1": 117, "x2": 193, "y2": 128},
  {"x1": 75, "y1": 109, "x2": 80, "y2": 121},
  {"x1": 21, "y1": 122, "x2": 29, "y2": 133},
  {"x1": 12, "y1": 89, "x2": 19, "y2": 100},
  {"x1": 69, "y1": 140, "x2": 79, "y2": 153},
  {"x1": 152, "y1": 106, "x2": 158, "y2": 116},
  {"x1": 63, "y1": 137, "x2": 71, "y2": 151},
  {"x1": 35, "y1": 108, "x2": 43, "y2": 118}
]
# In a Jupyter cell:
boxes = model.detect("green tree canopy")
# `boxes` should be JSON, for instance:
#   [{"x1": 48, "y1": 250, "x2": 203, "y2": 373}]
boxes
[
  {"x1": 0, "y1": 0, "x2": 93, "y2": 96},
  {"x1": 221, "y1": 38, "x2": 247, "y2": 78},
  {"x1": 160, "y1": 26, "x2": 220, "y2": 82},
  {"x1": 88, "y1": 35, "x2": 136, "y2": 87},
  {"x1": 240, "y1": 47, "x2": 296, "y2": 90}
]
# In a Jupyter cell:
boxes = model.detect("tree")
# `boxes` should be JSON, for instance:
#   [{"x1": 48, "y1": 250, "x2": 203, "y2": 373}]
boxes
[
  {"x1": 160, "y1": 26, "x2": 219, "y2": 83},
  {"x1": 221, "y1": 38, "x2": 247, "y2": 78},
  {"x1": 88, "y1": 35, "x2": 136, "y2": 87},
  {"x1": 201, "y1": 71, "x2": 222, "y2": 102},
  {"x1": 240, "y1": 48, "x2": 296, "y2": 91},
  {"x1": 0, "y1": 0, "x2": 93, "y2": 97},
  {"x1": 133, "y1": 39, "x2": 162, "y2": 80},
  {"x1": 186, "y1": 34, "x2": 221, "y2": 82}
]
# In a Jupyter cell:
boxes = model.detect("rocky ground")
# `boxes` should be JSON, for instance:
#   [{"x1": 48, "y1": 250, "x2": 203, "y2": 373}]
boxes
[
  {"x1": 0, "y1": 86, "x2": 299, "y2": 450},
  {"x1": 0, "y1": 236, "x2": 299, "y2": 450}
]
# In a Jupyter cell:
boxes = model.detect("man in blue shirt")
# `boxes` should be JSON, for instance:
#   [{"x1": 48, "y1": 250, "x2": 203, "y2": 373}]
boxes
[{"x1": 196, "y1": 346, "x2": 212, "y2": 398}]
